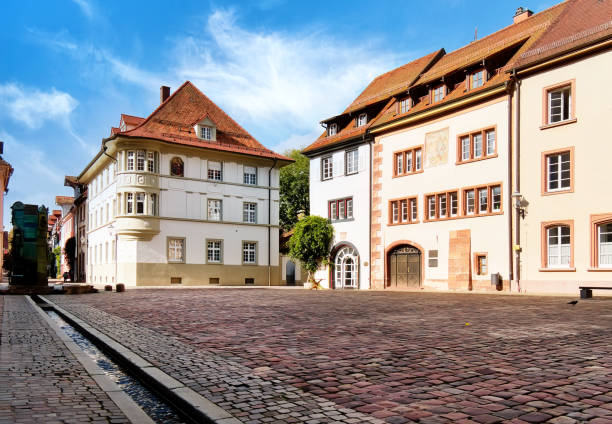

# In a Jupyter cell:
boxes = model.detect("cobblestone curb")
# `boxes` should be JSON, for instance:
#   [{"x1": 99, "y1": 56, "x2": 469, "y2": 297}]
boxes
[
  {"x1": 26, "y1": 296, "x2": 154, "y2": 424},
  {"x1": 40, "y1": 295, "x2": 242, "y2": 424}
]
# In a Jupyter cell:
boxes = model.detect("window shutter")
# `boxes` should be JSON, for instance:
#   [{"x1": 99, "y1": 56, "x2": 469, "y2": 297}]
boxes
[{"x1": 359, "y1": 149, "x2": 366, "y2": 172}]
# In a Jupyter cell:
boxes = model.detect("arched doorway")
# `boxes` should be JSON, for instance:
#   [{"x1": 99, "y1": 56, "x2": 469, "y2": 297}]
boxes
[
  {"x1": 286, "y1": 260, "x2": 296, "y2": 285},
  {"x1": 388, "y1": 244, "x2": 421, "y2": 288},
  {"x1": 332, "y1": 245, "x2": 359, "y2": 289}
]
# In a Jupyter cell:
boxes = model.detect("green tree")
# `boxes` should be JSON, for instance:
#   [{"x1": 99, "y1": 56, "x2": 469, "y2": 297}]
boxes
[
  {"x1": 280, "y1": 149, "x2": 309, "y2": 231},
  {"x1": 288, "y1": 215, "x2": 333, "y2": 287}
]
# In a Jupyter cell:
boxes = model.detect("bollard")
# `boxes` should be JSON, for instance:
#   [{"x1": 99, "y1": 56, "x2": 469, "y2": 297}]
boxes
[
  {"x1": 104, "y1": 285, "x2": 113, "y2": 292},
  {"x1": 116, "y1": 283, "x2": 125, "y2": 293}
]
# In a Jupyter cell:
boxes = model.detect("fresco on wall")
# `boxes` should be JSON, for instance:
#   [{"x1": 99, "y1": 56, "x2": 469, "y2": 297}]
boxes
[{"x1": 425, "y1": 127, "x2": 449, "y2": 168}]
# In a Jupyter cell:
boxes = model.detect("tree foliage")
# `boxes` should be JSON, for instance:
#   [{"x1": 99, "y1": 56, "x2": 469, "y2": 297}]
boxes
[
  {"x1": 288, "y1": 216, "x2": 333, "y2": 281},
  {"x1": 280, "y1": 149, "x2": 309, "y2": 231}
]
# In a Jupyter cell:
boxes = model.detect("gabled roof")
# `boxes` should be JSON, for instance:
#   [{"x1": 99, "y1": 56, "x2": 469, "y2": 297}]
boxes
[
  {"x1": 110, "y1": 127, "x2": 120, "y2": 135},
  {"x1": 513, "y1": 0, "x2": 612, "y2": 70},
  {"x1": 120, "y1": 114, "x2": 145, "y2": 127},
  {"x1": 303, "y1": 52, "x2": 442, "y2": 154},
  {"x1": 371, "y1": 2, "x2": 568, "y2": 130},
  {"x1": 111, "y1": 81, "x2": 291, "y2": 162},
  {"x1": 343, "y1": 50, "x2": 444, "y2": 115},
  {"x1": 418, "y1": 2, "x2": 567, "y2": 86}
]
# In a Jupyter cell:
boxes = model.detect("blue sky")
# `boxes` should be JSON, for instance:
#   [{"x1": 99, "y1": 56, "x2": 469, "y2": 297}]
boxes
[{"x1": 0, "y1": 0, "x2": 558, "y2": 228}]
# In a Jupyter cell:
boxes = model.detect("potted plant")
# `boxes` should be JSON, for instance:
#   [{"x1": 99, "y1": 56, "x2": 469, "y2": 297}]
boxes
[{"x1": 288, "y1": 215, "x2": 333, "y2": 289}]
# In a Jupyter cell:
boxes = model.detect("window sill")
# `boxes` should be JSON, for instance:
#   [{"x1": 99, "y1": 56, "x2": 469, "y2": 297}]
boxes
[
  {"x1": 541, "y1": 188, "x2": 573, "y2": 196},
  {"x1": 540, "y1": 118, "x2": 577, "y2": 130},
  {"x1": 168, "y1": 261, "x2": 186, "y2": 264},
  {"x1": 587, "y1": 268, "x2": 612, "y2": 272},
  {"x1": 388, "y1": 220, "x2": 420, "y2": 226},
  {"x1": 539, "y1": 267, "x2": 576, "y2": 272},
  {"x1": 329, "y1": 218, "x2": 355, "y2": 223},
  {"x1": 392, "y1": 169, "x2": 424, "y2": 178},
  {"x1": 423, "y1": 211, "x2": 502, "y2": 223},
  {"x1": 456, "y1": 154, "x2": 498, "y2": 165}
]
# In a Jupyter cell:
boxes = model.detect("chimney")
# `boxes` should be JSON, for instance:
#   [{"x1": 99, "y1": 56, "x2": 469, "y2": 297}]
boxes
[
  {"x1": 514, "y1": 7, "x2": 533, "y2": 24},
  {"x1": 160, "y1": 86, "x2": 170, "y2": 104}
]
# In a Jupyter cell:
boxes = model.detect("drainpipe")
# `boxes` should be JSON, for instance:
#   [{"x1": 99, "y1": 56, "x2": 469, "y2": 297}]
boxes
[
  {"x1": 513, "y1": 70, "x2": 521, "y2": 292},
  {"x1": 268, "y1": 158, "x2": 278, "y2": 286},
  {"x1": 368, "y1": 137, "x2": 373, "y2": 290},
  {"x1": 506, "y1": 80, "x2": 514, "y2": 288}
]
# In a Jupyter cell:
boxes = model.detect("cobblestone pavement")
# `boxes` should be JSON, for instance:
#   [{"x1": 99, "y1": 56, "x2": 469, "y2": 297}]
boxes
[
  {"x1": 49, "y1": 290, "x2": 612, "y2": 424},
  {"x1": 0, "y1": 296, "x2": 130, "y2": 423}
]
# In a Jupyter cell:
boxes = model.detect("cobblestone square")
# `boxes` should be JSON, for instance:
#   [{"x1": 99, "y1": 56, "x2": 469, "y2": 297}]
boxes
[{"x1": 46, "y1": 290, "x2": 612, "y2": 423}]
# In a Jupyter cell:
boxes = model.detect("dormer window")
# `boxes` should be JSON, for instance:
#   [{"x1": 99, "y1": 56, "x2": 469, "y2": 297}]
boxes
[
  {"x1": 471, "y1": 70, "x2": 485, "y2": 89},
  {"x1": 432, "y1": 85, "x2": 445, "y2": 103},
  {"x1": 357, "y1": 113, "x2": 367, "y2": 127},
  {"x1": 399, "y1": 98, "x2": 410, "y2": 114},
  {"x1": 328, "y1": 123, "x2": 338, "y2": 136},
  {"x1": 200, "y1": 126, "x2": 212, "y2": 140}
]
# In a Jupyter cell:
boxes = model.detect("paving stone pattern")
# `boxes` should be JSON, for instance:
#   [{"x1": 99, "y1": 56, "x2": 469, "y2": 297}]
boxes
[
  {"x1": 0, "y1": 296, "x2": 130, "y2": 424},
  {"x1": 50, "y1": 290, "x2": 612, "y2": 424}
]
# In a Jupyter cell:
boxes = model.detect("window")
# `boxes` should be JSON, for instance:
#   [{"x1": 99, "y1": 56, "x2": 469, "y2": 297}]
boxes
[
  {"x1": 357, "y1": 113, "x2": 367, "y2": 127},
  {"x1": 471, "y1": 70, "x2": 484, "y2": 89},
  {"x1": 148, "y1": 193, "x2": 157, "y2": 216},
  {"x1": 598, "y1": 223, "x2": 612, "y2": 268},
  {"x1": 432, "y1": 85, "x2": 445, "y2": 103},
  {"x1": 243, "y1": 202, "x2": 257, "y2": 223},
  {"x1": 457, "y1": 128, "x2": 496, "y2": 163},
  {"x1": 394, "y1": 146, "x2": 423, "y2": 176},
  {"x1": 474, "y1": 253, "x2": 488, "y2": 275},
  {"x1": 245, "y1": 278, "x2": 255, "y2": 285},
  {"x1": 208, "y1": 199, "x2": 222, "y2": 221},
  {"x1": 428, "y1": 250, "x2": 438, "y2": 268},
  {"x1": 136, "y1": 193, "x2": 145, "y2": 214},
  {"x1": 127, "y1": 151, "x2": 135, "y2": 171},
  {"x1": 399, "y1": 98, "x2": 410, "y2": 114},
  {"x1": 547, "y1": 225, "x2": 571, "y2": 268},
  {"x1": 147, "y1": 152, "x2": 156, "y2": 172},
  {"x1": 137, "y1": 150, "x2": 145, "y2": 171},
  {"x1": 389, "y1": 197, "x2": 418, "y2": 225},
  {"x1": 207, "y1": 240, "x2": 222, "y2": 263},
  {"x1": 170, "y1": 157, "x2": 184, "y2": 177},
  {"x1": 328, "y1": 197, "x2": 353, "y2": 221},
  {"x1": 327, "y1": 123, "x2": 337, "y2": 136},
  {"x1": 543, "y1": 148, "x2": 573, "y2": 194},
  {"x1": 243, "y1": 166, "x2": 257, "y2": 185},
  {"x1": 168, "y1": 238, "x2": 185, "y2": 263},
  {"x1": 424, "y1": 191, "x2": 458, "y2": 221},
  {"x1": 200, "y1": 126, "x2": 212, "y2": 140},
  {"x1": 547, "y1": 85, "x2": 572, "y2": 124},
  {"x1": 345, "y1": 149, "x2": 359, "y2": 175},
  {"x1": 321, "y1": 156, "x2": 333, "y2": 180},
  {"x1": 243, "y1": 242, "x2": 257, "y2": 264},
  {"x1": 462, "y1": 184, "x2": 501, "y2": 216},
  {"x1": 126, "y1": 193, "x2": 133, "y2": 214},
  {"x1": 208, "y1": 161, "x2": 222, "y2": 181}
]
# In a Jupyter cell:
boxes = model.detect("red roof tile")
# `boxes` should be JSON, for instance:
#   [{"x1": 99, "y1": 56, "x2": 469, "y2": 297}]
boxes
[
  {"x1": 113, "y1": 82, "x2": 291, "y2": 162},
  {"x1": 110, "y1": 127, "x2": 120, "y2": 135},
  {"x1": 303, "y1": 52, "x2": 442, "y2": 154},
  {"x1": 121, "y1": 114, "x2": 145, "y2": 127},
  {"x1": 513, "y1": 0, "x2": 612, "y2": 69},
  {"x1": 55, "y1": 196, "x2": 74, "y2": 205}
]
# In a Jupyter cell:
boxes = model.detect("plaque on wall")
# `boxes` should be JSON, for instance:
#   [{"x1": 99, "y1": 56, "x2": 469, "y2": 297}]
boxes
[{"x1": 424, "y1": 127, "x2": 449, "y2": 168}]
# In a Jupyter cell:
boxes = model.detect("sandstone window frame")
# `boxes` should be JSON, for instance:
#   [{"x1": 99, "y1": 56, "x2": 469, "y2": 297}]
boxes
[
  {"x1": 541, "y1": 146, "x2": 574, "y2": 196},
  {"x1": 388, "y1": 196, "x2": 418, "y2": 226},
  {"x1": 540, "y1": 220, "x2": 575, "y2": 271},
  {"x1": 423, "y1": 190, "x2": 459, "y2": 222},
  {"x1": 589, "y1": 214, "x2": 612, "y2": 271},
  {"x1": 541, "y1": 79, "x2": 577, "y2": 129},
  {"x1": 473, "y1": 252, "x2": 488, "y2": 276},
  {"x1": 456, "y1": 126, "x2": 497, "y2": 164},
  {"x1": 393, "y1": 145, "x2": 424, "y2": 177}
]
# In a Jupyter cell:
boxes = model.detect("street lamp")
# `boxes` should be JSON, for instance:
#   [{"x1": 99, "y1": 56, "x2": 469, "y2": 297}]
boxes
[{"x1": 512, "y1": 191, "x2": 525, "y2": 219}]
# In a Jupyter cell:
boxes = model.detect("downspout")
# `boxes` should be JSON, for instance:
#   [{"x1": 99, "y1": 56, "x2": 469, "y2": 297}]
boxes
[
  {"x1": 268, "y1": 158, "x2": 278, "y2": 286},
  {"x1": 513, "y1": 70, "x2": 521, "y2": 292},
  {"x1": 368, "y1": 137, "x2": 373, "y2": 290},
  {"x1": 506, "y1": 80, "x2": 514, "y2": 289}
]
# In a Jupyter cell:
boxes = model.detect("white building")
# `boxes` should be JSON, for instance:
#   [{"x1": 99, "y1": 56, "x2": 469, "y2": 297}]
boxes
[
  {"x1": 303, "y1": 52, "x2": 441, "y2": 289},
  {"x1": 78, "y1": 82, "x2": 291, "y2": 286}
]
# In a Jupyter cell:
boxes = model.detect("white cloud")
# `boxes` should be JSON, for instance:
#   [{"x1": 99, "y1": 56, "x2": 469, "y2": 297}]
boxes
[
  {"x1": 0, "y1": 83, "x2": 78, "y2": 129},
  {"x1": 72, "y1": 0, "x2": 93, "y2": 19}
]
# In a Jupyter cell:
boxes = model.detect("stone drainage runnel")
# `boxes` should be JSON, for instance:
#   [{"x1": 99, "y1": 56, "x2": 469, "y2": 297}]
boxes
[{"x1": 32, "y1": 295, "x2": 242, "y2": 424}]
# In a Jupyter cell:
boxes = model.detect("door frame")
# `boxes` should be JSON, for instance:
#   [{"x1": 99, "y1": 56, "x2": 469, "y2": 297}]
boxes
[
  {"x1": 330, "y1": 242, "x2": 360, "y2": 290},
  {"x1": 385, "y1": 240, "x2": 425, "y2": 288}
]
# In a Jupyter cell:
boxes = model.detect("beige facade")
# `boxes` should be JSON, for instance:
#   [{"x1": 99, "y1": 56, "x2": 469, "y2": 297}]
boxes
[{"x1": 515, "y1": 49, "x2": 612, "y2": 294}]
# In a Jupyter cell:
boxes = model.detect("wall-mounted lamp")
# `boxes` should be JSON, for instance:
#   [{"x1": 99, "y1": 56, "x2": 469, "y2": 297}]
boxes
[{"x1": 512, "y1": 191, "x2": 525, "y2": 219}]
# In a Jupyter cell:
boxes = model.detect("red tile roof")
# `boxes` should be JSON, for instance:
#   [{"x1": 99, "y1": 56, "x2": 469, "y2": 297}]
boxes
[
  {"x1": 371, "y1": 2, "x2": 568, "y2": 129},
  {"x1": 303, "y1": 52, "x2": 442, "y2": 154},
  {"x1": 343, "y1": 50, "x2": 444, "y2": 115},
  {"x1": 110, "y1": 127, "x2": 120, "y2": 135},
  {"x1": 121, "y1": 114, "x2": 145, "y2": 127},
  {"x1": 513, "y1": 0, "x2": 612, "y2": 69},
  {"x1": 112, "y1": 81, "x2": 291, "y2": 162},
  {"x1": 55, "y1": 196, "x2": 74, "y2": 205}
]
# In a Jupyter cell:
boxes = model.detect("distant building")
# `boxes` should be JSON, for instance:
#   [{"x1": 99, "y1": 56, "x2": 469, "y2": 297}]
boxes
[
  {"x1": 78, "y1": 82, "x2": 291, "y2": 286},
  {"x1": 65, "y1": 176, "x2": 88, "y2": 281},
  {"x1": 0, "y1": 142, "x2": 13, "y2": 271},
  {"x1": 54, "y1": 195, "x2": 75, "y2": 279}
]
